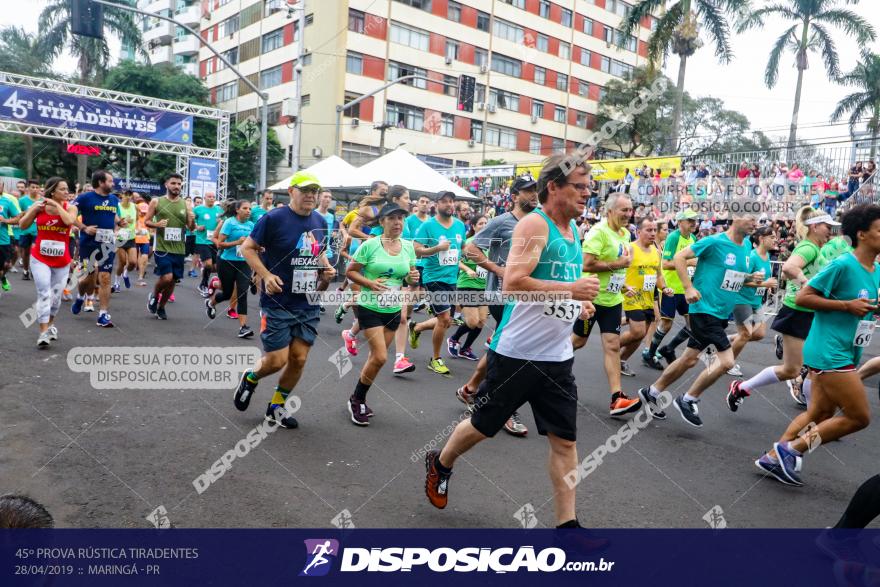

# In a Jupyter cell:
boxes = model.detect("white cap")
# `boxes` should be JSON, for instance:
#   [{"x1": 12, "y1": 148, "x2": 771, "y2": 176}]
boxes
[{"x1": 804, "y1": 214, "x2": 841, "y2": 226}]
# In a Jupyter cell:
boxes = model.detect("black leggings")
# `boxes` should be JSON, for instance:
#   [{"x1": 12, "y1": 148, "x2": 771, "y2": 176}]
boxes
[
  {"x1": 215, "y1": 259, "x2": 251, "y2": 317},
  {"x1": 834, "y1": 474, "x2": 880, "y2": 529}
]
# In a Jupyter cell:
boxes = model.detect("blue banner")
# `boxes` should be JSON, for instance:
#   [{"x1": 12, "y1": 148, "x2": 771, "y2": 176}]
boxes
[
  {"x1": 187, "y1": 158, "x2": 219, "y2": 199},
  {"x1": 0, "y1": 529, "x2": 876, "y2": 586},
  {"x1": 0, "y1": 83, "x2": 193, "y2": 144}
]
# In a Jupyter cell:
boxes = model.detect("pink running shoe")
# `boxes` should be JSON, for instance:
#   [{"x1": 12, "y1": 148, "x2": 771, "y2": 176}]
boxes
[
  {"x1": 342, "y1": 329, "x2": 358, "y2": 356},
  {"x1": 393, "y1": 356, "x2": 415, "y2": 374}
]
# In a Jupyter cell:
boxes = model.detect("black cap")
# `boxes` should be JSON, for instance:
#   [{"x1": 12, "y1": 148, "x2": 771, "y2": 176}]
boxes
[
  {"x1": 435, "y1": 190, "x2": 456, "y2": 201},
  {"x1": 377, "y1": 203, "x2": 409, "y2": 219},
  {"x1": 511, "y1": 175, "x2": 537, "y2": 193}
]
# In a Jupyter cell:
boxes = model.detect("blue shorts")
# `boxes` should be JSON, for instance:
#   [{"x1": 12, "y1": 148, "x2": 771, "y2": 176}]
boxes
[
  {"x1": 79, "y1": 240, "x2": 116, "y2": 273},
  {"x1": 154, "y1": 252, "x2": 185, "y2": 279},
  {"x1": 660, "y1": 292, "x2": 689, "y2": 319},
  {"x1": 425, "y1": 281, "x2": 456, "y2": 315},
  {"x1": 138, "y1": 243, "x2": 151, "y2": 255},
  {"x1": 260, "y1": 306, "x2": 320, "y2": 353}
]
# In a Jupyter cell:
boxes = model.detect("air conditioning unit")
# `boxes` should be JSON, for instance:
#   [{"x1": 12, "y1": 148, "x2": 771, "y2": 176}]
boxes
[
  {"x1": 530, "y1": 114, "x2": 538, "y2": 124},
  {"x1": 467, "y1": 139, "x2": 475, "y2": 147},
  {"x1": 445, "y1": 56, "x2": 453, "y2": 65},
  {"x1": 487, "y1": 103, "x2": 497, "y2": 113},
  {"x1": 351, "y1": 118, "x2": 360, "y2": 127},
  {"x1": 312, "y1": 147, "x2": 323, "y2": 158},
  {"x1": 479, "y1": 64, "x2": 488, "y2": 74},
  {"x1": 282, "y1": 97, "x2": 297, "y2": 117},
  {"x1": 477, "y1": 102, "x2": 485, "y2": 111}
]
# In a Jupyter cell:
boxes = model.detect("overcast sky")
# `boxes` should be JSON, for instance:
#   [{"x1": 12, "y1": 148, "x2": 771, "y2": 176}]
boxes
[{"x1": 4, "y1": 1, "x2": 878, "y2": 147}]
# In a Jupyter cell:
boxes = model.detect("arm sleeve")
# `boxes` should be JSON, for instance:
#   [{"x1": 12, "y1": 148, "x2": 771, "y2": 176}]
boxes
[
  {"x1": 249, "y1": 212, "x2": 269, "y2": 246},
  {"x1": 220, "y1": 219, "x2": 233, "y2": 237},
  {"x1": 662, "y1": 232, "x2": 680, "y2": 261},
  {"x1": 792, "y1": 242, "x2": 818, "y2": 266},
  {"x1": 582, "y1": 228, "x2": 605, "y2": 257},
  {"x1": 690, "y1": 235, "x2": 714, "y2": 259},
  {"x1": 414, "y1": 221, "x2": 431, "y2": 246}
]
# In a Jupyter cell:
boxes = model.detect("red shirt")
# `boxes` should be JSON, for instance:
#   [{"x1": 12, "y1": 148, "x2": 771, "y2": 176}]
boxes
[
  {"x1": 737, "y1": 169, "x2": 750, "y2": 179},
  {"x1": 31, "y1": 202, "x2": 73, "y2": 268}
]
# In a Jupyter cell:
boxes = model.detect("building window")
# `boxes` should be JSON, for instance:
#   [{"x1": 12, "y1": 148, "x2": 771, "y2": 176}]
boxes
[
  {"x1": 346, "y1": 51, "x2": 363, "y2": 74},
  {"x1": 388, "y1": 62, "x2": 427, "y2": 89},
  {"x1": 220, "y1": 14, "x2": 239, "y2": 37},
  {"x1": 532, "y1": 100, "x2": 544, "y2": 118},
  {"x1": 486, "y1": 124, "x2": 516, "y2": 149},
  {"x1": 348, "y1": 8, "x2": 365, "y2": 33},
  {"x1": 445, "y1": 39, "x2": 459, "y2": 61},
  {"x1": 598, "y1": 86, "x2": 607, "y2": 100},
  {"x1": 600, "y1": 55, "x2": 611, "y2": 73},
  {"x1": 474, "y1": 83, "x2": 486, "y2": 104},
  {"x1": 205, "y1": 59, "x2": 214, "y2": 75},
  {"x1": 217, "y1": 48, "x2": 238, "y2": 70},
  {"x1": 556, "y1": 72, "x2": 568, "y2": 91},
  {"x1": 554, "y1": 106, "x2": 565, "y2": 123},
  {"x1": 489, "y1": 88, "x2": 519, "y2": 111},
  {"x1": 619, "y1": 32, "x2": 638, "y2": 52},
  {"x1": 606, "y1": 0, "x2": 630, "y2": 18},
  {"x1": 394, "y1": 0, "x2": 432, "y2": 10},
  {"x1": 260, "y1": 65, "x2": 283, "y2": 89},
  {"x1": 448, "y1": 1, "x2": 461, "y2": 22},
  {"x1": 538, "y1": 0, "x2": 550, "y2": 18},
  {"x1": 560, "y1": 7, "x2": 572, "y2": 27},
  {"x1": 390, "y1": 22, "x2": 430, "y2": 51},
  {"x1": 471, "y1": 120, "x2": 483, "y2": 142},
  {"x1": 304, "y1": 13, "x2": 313, "y2": 25},
  {"x1": 475, "y1": 48, "x2": 488, "y2": 67},
  {"x1": 503, "y1": 0, "x2": 526, "y2": 8},
  {"x1": 302, "y1": 53, "x2": 311, "y2": 65},
  {"x1": 439, "y1": 113, "x2": 454, "y2": 136},
  {"x1": 611, "y1": 59, "x2": 634, "y2": 78},
  {"x1": 444, "y1": 74, "x2": 458, "y2": 96},
  {"x1": 552, "y1": 137, "x2": 564, "y2": 151},
  {"x1": 604, "y1": 25, "x2": 613, "y2": 43},
  {"x1": 343, "y1": 92, "x2": 361, "y2": 118},
  {"x1": 559, "y1": 41, "x2": 570, "y2": 60},
  {"x1": 267, "y1": 102, "x2": 282, "y2": 126},
  {"x1": 583, "y1": 17, "x2": 593, "y2": 36},
  {"x1": 216, "y1": 81, "x2": 237, "y2": 102},
  {"x1": 534, "y1": 66, "x2": 546, "y2": 86},
  {"x1": 261, "y1": 29, "x2": 283, "y2": 53},
  {"x1": 494, "y1": 18, "x2": 524, "y2": 44},
  {"x1": 386, "y1": 101, "x2": 425, "y2": 130},
  {"x1": 580, "y1": 48, "x2": 591, "y2": 66},
  {"x1": 476, "y1": 11, "x2": 490, "y2": 32},
  {"x1": 576, "y1": 112, "x2": 587, "y2": 127},
  {"x1": 529, "y1": 134, "x2": 541, "y2": 155},
  {"x1": 578, "y1": 80, "x2": 589, "y2": 97},
  {"x1": 491, "y1": 54, "x2": 522, "y2": 77},
  {"x1": 536, "y1": 33, "x2": 548, "y2": 52}
]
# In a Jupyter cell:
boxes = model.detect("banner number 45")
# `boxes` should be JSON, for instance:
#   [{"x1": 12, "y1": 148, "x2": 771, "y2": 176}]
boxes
[{"x1": 3, "y1": 91, "x2": 31, "y2": 119}]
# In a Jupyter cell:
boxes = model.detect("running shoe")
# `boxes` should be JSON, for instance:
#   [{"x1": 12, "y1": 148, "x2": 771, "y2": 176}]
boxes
[
  {"x1": 147, "y1": 293, "x2": 158, "y2": 314},
  {"x1": 673, "y1": 395, "x2": 703, "y2": 427},
  {"x1": 458, "y1": 347, "x2": 478, "y2": 361},
  {"x1": 637, "y1": 387, "x2": 666, "y2": 420},
  {"x1": 226, "y1": 308, "x2": 238, "y2": 319},
  {"x1": 408, "y1": 319, "x2": 420, "y2": 349},
  {"x1": 609, "y1": 392, "x2": 642, "y2": 416},
  {"x1": 319, "y1": 304, "x2": 326, "y2": 314},
  {"x1": 456, "y1": 385, "x2": 475, "y2": 410},
  {"x1": 446, "y1": 337, "x2": 460, "y2": 358},
  {"x1": 641, "y1": 349, "x2": 665, "y2": 371},
  {"x1": 334, "y1": 304, "x2": 347, "y2": 324},
  {"x1": 72, "y1": 296, "x2": 85, "y2": 315},
  {"x1": 168, "y1": 293, "x2": 175, "y2": 303},
  {"x1": 9, "y1": 266, "x2": 17, "y2": 273},
  {"x1": 205, "y1": 298, "x2": 217, "y2": 319},
  {"x1": 788, "y1": 376, "x2": 807, "y2": 407},
  {"x1": 754, "y1": 453, "x2": 801, "y2": 487},
  {"x1": 727, "y1": 364, "x2": 743, "y2": 377},
  {"x1": 187, "y1": 269, "x2": 198, "y2": 278},
  {"x1": 111, "y1": 283, "x2": 120, "y2": 294},
  {"x1": 266, "y1": 403, "x2": 298, "y2": 429},
  {"x1": 22, "y1": 270, "x2": 30, "y2": 281},
  {"x1": 413, "y1": 301, "x2": 427, "y2": 313},
  {"x1": 37, "y1": 331, "x2": 51, "y2": 348},
  {"x1": 484, "y1": 334, "x2": 493, "y2": 348},
  {"x1": 156, "y1": 307, "x2": 168, "y2": 320},
  {"x1": 620, "y1": 361, "x2": 636, "y2": 377},
  {"x1": 774, "y1": 441, "x2": 803, "y2": 486},
  {"x1": 347, "y1": 396, "x2": 370, "y2": 426},
  {"x1": 393, "y1": 356, "x2": 415, "y2": 374},
  {"x1": 83, "y1": 300, "x2": 95, "y2": 312},
  {"x1": 427, "y1": 357, "x2": 450, "y2": 375},
  {"x1": 726, "y1": 380, "x2": 750, "y2": 413},
  {"x1": 503, "y1": 412, "x2": 528, "y2": 437},
  {"x1": 123, "y1": 275, "x2": 131, "y2": 289},
  {"x1": 342, "y1": 329, "x2": 358, "y2": 356},
  {"x1": 237, "y1": 326, "x2": 254, "y2": 339},
  {"x1": 452, "y1": 315, "x2": 464, "y2": 326},
  {"x1": 62, "y1": 288, "x2": 71, "y2": 301},
  {"x1": 96, "y1": 313, "x2": 114, "y2": 328},
  {"x1": 234, "y1": 371, "x2": 258, "y2": 411},
  {"x1": 198, "y1": 285, "x2": 210, "y2": 298},
  {"x1": 424, "y1": 450, "x2": 451, "y2": 509},
  {"x1": 657, "y1": 345, "x2": 676, "y2": 366},
  {"x1": 775, "y1": 334, "x2": 784, "y2": 360},
  {"x1": 136, "y1": 279, "x2": 147, "y2": 287},
  {"x1": 47, "y1": 326, "x2": 58, "y2": 341},
  {"x1": 1, "y1": 276, "x2": 10, "y2": 291}
]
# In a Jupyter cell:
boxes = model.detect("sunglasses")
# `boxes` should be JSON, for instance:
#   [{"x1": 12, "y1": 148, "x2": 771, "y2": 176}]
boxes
[{"x1": 299, "y1": 185, "x2": 321, "y2": 194}]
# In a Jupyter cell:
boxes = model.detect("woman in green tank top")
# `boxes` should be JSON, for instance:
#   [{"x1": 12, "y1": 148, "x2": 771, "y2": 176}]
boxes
[
  {"x1": 448, "y1": 216, "x2": 489, "y2": 361},
  {"x1": 113, "y1": 191, "x2": 139, "y2": 291}
]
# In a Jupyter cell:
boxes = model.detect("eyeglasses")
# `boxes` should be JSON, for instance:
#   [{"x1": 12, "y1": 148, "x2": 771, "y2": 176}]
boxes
[
  {"x1": 568, "y1": 183, "x2": 590, "y2": 192},
  {"x1": 299, "y1": 186, "x2": 321, "y2": 194}
]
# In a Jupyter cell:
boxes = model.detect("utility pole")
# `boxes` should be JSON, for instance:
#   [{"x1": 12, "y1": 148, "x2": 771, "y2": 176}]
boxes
[
  {"x1": 289, "y1": 2, "x2": 306, "y2": 172},
  {"x1": 375, "y1": 122, "x2": 395, "y2": 156}
]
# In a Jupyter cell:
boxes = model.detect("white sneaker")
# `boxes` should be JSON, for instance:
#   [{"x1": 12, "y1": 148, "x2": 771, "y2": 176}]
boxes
[
  {"x1": 727, "y1": 364, "x2": 743, "y2": 377},
  {"x1": 48, "y1": 326, "x2": 58, "y2": 341},
  {"x1": 37, "y1": 331, "x2": 51, "y2": 348}
]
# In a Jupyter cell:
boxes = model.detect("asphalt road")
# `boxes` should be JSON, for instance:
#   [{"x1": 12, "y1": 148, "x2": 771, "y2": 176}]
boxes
[{"x1": 2, "y1": 270, "x2": 879, "y2": 530}]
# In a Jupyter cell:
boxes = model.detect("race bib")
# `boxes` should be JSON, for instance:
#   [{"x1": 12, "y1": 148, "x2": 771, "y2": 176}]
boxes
[
  {"x1": 854, "y1": 320, "x2": 875, "y2": 348},
  {"x1": 291, "y1": 270, "x2": 317, "y2": 294},
  {"x1": 687, "y1": 266, "x2": 696, "y2": 278},
  {"x1": 164, "y1": 227, "x2": 182, "y2": 242},
  {"x1": 376, "y1": 286, "x2": 401, "y2": 309},
  {"x1": 607, "y1": 273, "x2": 626, "y2": 294},
  {"x1": 543, "y1": 300, "x2": 581, "y2": 323},
  {"x1": 95, "y1": 228, "x2": 115, "y2": 243},
  {"x1": 439, "y1": 249, "x2": 459, "y2": 266},
  {"x1": 475, "y1": 266, "x2": 488, "y2": 279},
  {"x1": 755, "y1": 287, "x2": 767, "y2": 297},
  {"x1": 642, "y1": 274, "x2": 657, "y2": 292},
  {"x1": 235, "y1": 246, "x2": 243, "y2": 258},
  {"x1": 39, "y1": 239, "x2": 65, "y2": 257},
  {"x1": 720, "y1": 270, "x2": 746, "y2": 292},
  {"x1": 117, "y1": 228, "x2": 131, "y2": 241}
]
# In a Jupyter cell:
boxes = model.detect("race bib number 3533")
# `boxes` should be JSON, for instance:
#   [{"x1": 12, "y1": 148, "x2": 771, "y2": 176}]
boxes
[{"x1": 543, "y1": 300, "x2": 581, "y2": 323}]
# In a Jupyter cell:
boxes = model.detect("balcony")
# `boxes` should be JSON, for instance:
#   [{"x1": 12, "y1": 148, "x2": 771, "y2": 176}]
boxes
[
  {"x1": 138, "y1": 0, "x2": 173, "y2": 10},
  {"x1": 173, "y1": 35, "x2": 201, "y2": 56},
  {"x1": 174, "y1": 4, "x2": 200, "y2": 26},
  {"x1": 177, "y1": 62, "x2": 198, "y2": 77},
  {"x1": 142, "y1": 20, "x2": 174, "y2": 44},
  {"x1": 147, "y1": 45, "x2": 173, "y2": 65}
]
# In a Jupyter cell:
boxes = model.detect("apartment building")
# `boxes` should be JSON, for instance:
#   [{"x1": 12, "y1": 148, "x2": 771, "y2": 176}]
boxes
[
  {"x1": 139, "y1": 0, "x2": 202, "y2": 76},
  {"x1": 196, "y1": 0, "x2": 659, "y2": 182}
]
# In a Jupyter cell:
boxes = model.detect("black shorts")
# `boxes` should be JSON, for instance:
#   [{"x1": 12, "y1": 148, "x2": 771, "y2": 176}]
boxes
[
  {"x1": 771, "y1": 305, "x2": 814, "y2": 340},
  {"x1": 0, "y1": 244, "x2": 12, "y2": 267},
  {"x1": 195, "y1": 243, "x2": 217, "y2": 263},
  {"x1": 489, "y1": 302, "x2": 505, "y2": 325},
  {"x1": 686, "y1": 313, "x2": 732, "y2": 352},
  {"x1": 425, "y1": 280, "x2": 455, "y2": 315},
  {"x1": 117, "y1": 239, "x2": 136, "y2": 251},
  {"x1": 185, "y1": 234, "x2": 196, "y2": 256},
  {"x1": 625, "y1": 308, "x2": 655, "y2": 323},
  {"x1": 415, "y1": 265, "x2": 424, "y2": 287},
  {"x1": 660, "y1": 293, "x2": 689, "y2": 318},
  {"x1": 573, "y1": 303, "x2": 622, "y2": 338},
  {"x1": 458, "y1": 287, "x2": 487, "y2": 308},
  {"x1": 354, "y1": 306, "x2": 401, "y2": 331},
  {"x1": 470, "y1": 350, "x2": 578, "y2": 442},
  {"x1": 18, "y1": 234, "x2": 35, "y2": 250}
]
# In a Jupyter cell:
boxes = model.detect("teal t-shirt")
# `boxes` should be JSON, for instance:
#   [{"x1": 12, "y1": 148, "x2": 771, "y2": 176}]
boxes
[
  {"x1": 689, "y1": 232, "x2": 753, "y2": 319},
  {"x1": 0, "y1": 197, "x2": 16, "y2": 245},
  {"x1": 194, "y1": 204, "x2": 222, "y2": 245},
  {"x1": 352, "y1": 237, "x2": 416, "y2": 313},
  {"x1": 739, "y1": 248, "x2": 773, "y2": 308},
  {"x1": 803, "y1": 253, "x2": 880, "y2": 370},
  {"x1": 251, "y1": 205, "x2": 269, "y2": 224},
  {"x1": 219, "y1": 217, "x2": 255, "y2": 261},
  {"x1": 405, "y1": 214, "x2": 427, "y2": 267},
  {"x1": 414, "y1": 216, "x2": 467, "y2": 285},
  {"x1": 18, "y1": 196, "x2": 37, "y2": 235}
]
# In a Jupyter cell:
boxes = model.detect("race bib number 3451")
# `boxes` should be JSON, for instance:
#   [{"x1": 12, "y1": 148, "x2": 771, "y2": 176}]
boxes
[{"x1": 291, "y1": 270, "x2": 317, "y2": 294}]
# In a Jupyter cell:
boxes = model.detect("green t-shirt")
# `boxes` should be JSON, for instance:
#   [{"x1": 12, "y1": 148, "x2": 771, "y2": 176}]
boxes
[
  {"x1": 116, "y1": 201, "x2": 138, "y2": 242},
  {"x1": 153, "y1": 196, "x2": 189, "y2": 255},
  {"x1": 740, "y1": 248, "x2": 773, "y2": 308},
  {"x1": 414, "y1": 216, "x2": 467, "y2": 285},
  {"x1": 18, "y1": 196, "x2": 37, "y2": 235},
  {"x1": 783, "y1": 240, "x2": 827, "y2": 312},
  {"x1": 582, "y1": 219, "x2": 631, "y2": 307},
  {"x1": 194, "y1": 204, "x2": 222, "y2": 245},
  {"x1": 662, "y1": 229, "x2": 696, "y2": 294},
  {"x1": 457, "y1": 236, "x2": 488, "y2": 290},
  {"x1": 803, "y1": 253, "x2": 880, "y2": 370},
  {"x1": 689, "y1": 232, "x2": 752, "y2": 319},
  {"x1": 821, "y1": 236, "x2": 853, "y2": 264},
  {"x1": 352, "y1": 237, "x2": 416, "y2": 313}
]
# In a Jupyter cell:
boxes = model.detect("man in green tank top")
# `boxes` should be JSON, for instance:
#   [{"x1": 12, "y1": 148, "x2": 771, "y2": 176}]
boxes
[{"x1": 145, "y1": 173, "x2": 194, "y2": 320}]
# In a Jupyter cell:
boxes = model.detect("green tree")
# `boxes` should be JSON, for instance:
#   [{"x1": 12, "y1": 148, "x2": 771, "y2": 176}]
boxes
[
  {"x1": 737, "y1": 0, "x2": 875, "y2": 151},
  {"x1": 620, "y1": 0, "x2": 751, "y2": 154},
  {"x1": 677, "y1": 96, "x2": 753, "y2": 157},
  {"x1": 482, "y1": 158, "x2": 507, "y2": 166},
  {"x1": 831, "y1": 49, "x2": 880, "y2": 159}
]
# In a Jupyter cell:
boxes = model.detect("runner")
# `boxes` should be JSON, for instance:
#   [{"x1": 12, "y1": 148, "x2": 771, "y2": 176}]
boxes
[
  {"x1": 145, "y1": 173, "x2": 195, "y2": 320},
  {"x1": 1, "y1": 188, "x2": 23, "y2": 291},
  {"x1": 409, "y1": 191, "x2": 467, "y2": 376},
  {"x1": 344, "y1": 203, "x2": 419, "y2": 425},
  {"x1": 193, "y1": 193, "x2": 222, "y2": 297},
  {"x1": 134, "y1": 193, "x2": 152, "y2": 286},
  {"x1": 754, "y1": 204, "x2": 880, "y2": 487},
  {"x1": 111, "y1": 190, "x2": 138, "y2": 293},
  {"x1": 571, "y1": 193, "x2": 643, "y2": 416},
  {"x1": 185, "y1": 196, "x2": 201, "y2": 278},
  {"x1": 619, "y1": 217, "x2": 673, "y2": 376},
  {"x1": 730, "y1": 207, "x2": 836, "y2": 409},
  {"x1": 19, "y1": 177, "x2": 77, "y2": 347},
  {"x1": 316, "y1": 190, "x2": 340, "y2": 314},
  {"x1": 71, "y1": 170, "x2": 126, "y2": 327},
  {"x1": 406, "y1": 195, "x2": 431, "y2": 314},
  {"x1": 641, "y1": 219, "x2": 670, "y2": 357},
  {"x1": 17, "y1": 180, "x2": 40, "y2": 281},
  {"x1": 447, "y1": 215, "x2": 489, "y2": 361},
  {"x1": 644, "y1": 209, "x2": 699, "y2": 370},
  {"x1": 424, "y1": 153, "x2": 600, "y2": 528},
  {"x1": 456, "y1": 176, "x2": 539, "y2": 437},
  {"x1": 637, "y1": 215, "x2": 758, "y2": 426},
  {"x1": 233, "y1": 171, "x2": 335, "y2": 429},
  {"x1": 250, "y1": 190, "x2": 274, "y2": 224},
  {"x1": 206, "y1": 199, "x2": 254, "y2": 338}
]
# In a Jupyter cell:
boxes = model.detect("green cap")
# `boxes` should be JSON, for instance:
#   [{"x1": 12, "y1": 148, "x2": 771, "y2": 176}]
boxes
[
  {"x1": 675, "y1": 209, "x2": 699, "y2": 221},
  {"x1": 289, "y1": 171, "x2": 321, "y2": 189}
]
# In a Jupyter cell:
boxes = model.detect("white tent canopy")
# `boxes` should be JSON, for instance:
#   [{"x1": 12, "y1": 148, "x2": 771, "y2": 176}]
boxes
[
  {"x1": 356, "y1": 148, "x2": 478, "y2": 201},
  {"x1": 267, "y1": 155, "x2": 366, "y2": 191}
]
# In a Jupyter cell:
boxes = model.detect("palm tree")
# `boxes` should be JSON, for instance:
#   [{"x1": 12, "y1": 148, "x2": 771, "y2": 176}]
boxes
[
  {"x1": 831, "y1": 50, "x2": 880, "y2": 159},
  {"x1": 620, "y1": 0, "x2": 751, "y2": 154},
  {"x1": 737, "y1": 0, "x2": 875, "y2": 152}
]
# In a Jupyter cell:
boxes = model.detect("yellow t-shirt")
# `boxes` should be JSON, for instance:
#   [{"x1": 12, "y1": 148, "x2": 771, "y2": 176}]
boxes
[
  {"x1": 623, "y1": 242, "x2": 660, "y2": 311},
  {"x1": 342, "y1": 210, "x2": 359, "y2": 228}
]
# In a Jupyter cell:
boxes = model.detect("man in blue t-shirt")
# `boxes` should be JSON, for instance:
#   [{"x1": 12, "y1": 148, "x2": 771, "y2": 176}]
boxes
[
  {"x1": 233, "y1": 171, "x2": 336, "y2": 430},
  {"x1": 72, "y1": 170, "x2": 127, "y2": 328}
]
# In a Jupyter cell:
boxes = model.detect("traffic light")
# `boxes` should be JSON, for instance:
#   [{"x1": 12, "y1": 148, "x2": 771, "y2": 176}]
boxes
[
  {"x1": 71, "y1": 0, "x2": 104, "y2": 39},
  {"x1": 457, "y1": 75, "x2": 475, "y2": 113}
]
